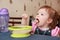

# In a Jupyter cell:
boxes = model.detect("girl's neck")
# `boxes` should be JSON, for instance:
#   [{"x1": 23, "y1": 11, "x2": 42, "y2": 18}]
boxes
[{"x1": 38, "y1": 24, "x2": 50, "y2": 31}]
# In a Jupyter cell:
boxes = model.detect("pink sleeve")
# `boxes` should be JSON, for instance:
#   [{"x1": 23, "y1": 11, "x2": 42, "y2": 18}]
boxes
[
  {"x1": 32, "y1": 21, "x2": 37, "y2": 32},
  {"x1": 51, "y1": 26, "x2": 60, "y2": 36}
]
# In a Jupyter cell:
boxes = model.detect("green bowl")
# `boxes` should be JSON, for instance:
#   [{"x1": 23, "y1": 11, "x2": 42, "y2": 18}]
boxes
[
  {"x1": 8, "y1": 26, "x2": 32, "y2": 34},
  {"x1": 9, "y1": 26, "x2": 32, "y2": 38},
  {"x1": 8, "y1": 26, "x2": 32, "y2": 30},
  {"x1": 11, "y1": 33, "x2": 30, "y2": 38}
]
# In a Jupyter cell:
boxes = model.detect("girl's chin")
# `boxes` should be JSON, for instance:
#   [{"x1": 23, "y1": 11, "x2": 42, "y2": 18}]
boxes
[
  {"x1": 37, "y1": 24, "x2": 40, "y2": 27},
  {"x1": 37, "y1": 24, "x2": 43, "y2": 27}
]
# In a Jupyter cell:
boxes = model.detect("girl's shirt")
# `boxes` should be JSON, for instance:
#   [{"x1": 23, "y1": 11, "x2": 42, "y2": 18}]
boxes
[
  {"x1": 34, "y1": 27, "x2": 51, "y2": 36},
  {"x1": 32, "y1": 22, "x2": 60, "y2": 36}
]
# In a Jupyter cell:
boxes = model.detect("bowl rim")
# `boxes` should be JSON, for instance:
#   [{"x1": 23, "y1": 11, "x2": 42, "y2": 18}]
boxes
[{"x1": 8, "y1": 26, "x2": 32, "y2": 30}]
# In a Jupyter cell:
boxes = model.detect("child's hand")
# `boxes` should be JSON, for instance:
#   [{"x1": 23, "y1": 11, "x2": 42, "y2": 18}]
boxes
[
  {"x1": 32, "y1": 20, "x2": 38, "y2": 33},
  {"x1": 21, "y1": 13, "x2": 28, "y2": 25},
  {"x1": 22, "y1": 13, "x2": 28, "y2": 19}
]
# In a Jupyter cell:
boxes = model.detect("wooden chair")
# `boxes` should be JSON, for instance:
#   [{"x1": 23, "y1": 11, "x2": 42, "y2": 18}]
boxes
[
  {"x1": 9, "y1": 17, "x2": 22, "y2": 26},
  {"x1": 9, "y1": 16, "x2": 33, "y2": 26}
]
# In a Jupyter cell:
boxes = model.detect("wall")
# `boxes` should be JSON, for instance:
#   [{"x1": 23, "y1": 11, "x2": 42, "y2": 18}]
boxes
[
  {"x1": 0, "y1": 0, "x2": 60, "y2": 17},
  {"x1": 0, "y1": 0, "x2": 60, "y2": 26}
]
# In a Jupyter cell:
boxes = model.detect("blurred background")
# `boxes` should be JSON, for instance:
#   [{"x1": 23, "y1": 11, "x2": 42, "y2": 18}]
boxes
[
  {"x1": 0, "y1": 0, "x2": 60, "y2": 17},
  {"x1": 0, "y1": 0, "x2": 60, "y2": 26}
]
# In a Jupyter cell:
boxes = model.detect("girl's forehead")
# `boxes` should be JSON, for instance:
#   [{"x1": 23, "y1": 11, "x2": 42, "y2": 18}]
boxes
[
  {"x1": 37, "y1": 8, "x2": 49, "y2": 15},
  {"x1": 38, "y1": 8, "x2": 47, "y2": 13}
]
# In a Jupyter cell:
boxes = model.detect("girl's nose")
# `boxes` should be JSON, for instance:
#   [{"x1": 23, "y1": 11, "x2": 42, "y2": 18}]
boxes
[{"x1": 36, "y1": 15, "x2": 39, "y2": 18}]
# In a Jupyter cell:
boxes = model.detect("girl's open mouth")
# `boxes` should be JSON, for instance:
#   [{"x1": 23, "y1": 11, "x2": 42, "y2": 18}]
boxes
[{"x1": 35, "y1": 18, "x2": 39, "y2": 23}]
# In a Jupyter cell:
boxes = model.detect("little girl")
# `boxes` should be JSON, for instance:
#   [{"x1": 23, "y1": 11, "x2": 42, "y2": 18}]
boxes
[{"x1": 22, "y1": 5, "x2": 60, "y2": 37}]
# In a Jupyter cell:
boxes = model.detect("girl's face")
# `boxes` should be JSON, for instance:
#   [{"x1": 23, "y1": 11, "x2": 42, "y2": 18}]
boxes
[{"x1": 35, "y1": 8, "x2": 51, "y2": 27}]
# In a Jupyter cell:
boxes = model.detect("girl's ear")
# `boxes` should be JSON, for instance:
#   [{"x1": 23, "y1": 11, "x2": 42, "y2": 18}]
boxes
[{"x1": 47, "y1": 18, "x2": 53, "y2": 24}]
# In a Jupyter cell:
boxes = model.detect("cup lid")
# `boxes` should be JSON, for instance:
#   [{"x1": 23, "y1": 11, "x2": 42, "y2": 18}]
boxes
[{"x1": 0, "y1": 8, "x2": 9, "y2": 14}]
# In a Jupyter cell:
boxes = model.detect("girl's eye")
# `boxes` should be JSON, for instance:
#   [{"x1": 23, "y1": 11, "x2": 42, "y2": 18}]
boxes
[{"x1": 41, "y1": 13, "x2": 44, "y2": 15}]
